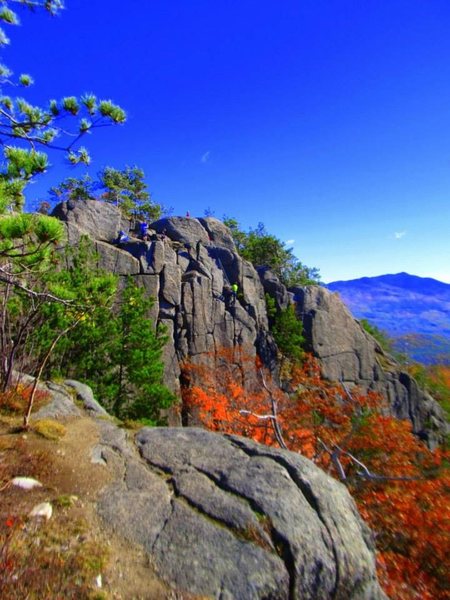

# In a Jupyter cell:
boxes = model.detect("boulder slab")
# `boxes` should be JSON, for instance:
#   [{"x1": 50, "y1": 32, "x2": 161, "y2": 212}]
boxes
[{"x1": 95, "y1": 426, "x2": 386, "y2": 599}]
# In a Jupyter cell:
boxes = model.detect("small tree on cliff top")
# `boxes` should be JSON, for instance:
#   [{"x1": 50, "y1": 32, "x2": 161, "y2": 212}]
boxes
[
  {"x1": 223, "y1": 218, "x2": 321, "y2": 287},
  {"x1": 48, "y1": 167, "x2": 164, "y2": 222}
]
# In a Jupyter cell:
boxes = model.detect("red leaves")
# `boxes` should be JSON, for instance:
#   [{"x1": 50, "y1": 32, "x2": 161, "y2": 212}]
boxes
[{"x1": 183, "y1": 351, "x2": 450, "y2": 599}]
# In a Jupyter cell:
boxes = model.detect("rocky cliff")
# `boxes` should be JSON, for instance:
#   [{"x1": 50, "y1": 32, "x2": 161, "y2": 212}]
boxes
[
  {"x1": 52, "y1": 200, "x2": 277, "y2": 400},
  {"x1": 290, "y1": 286, "x2": 448, "y2": 448},
  {"x1": 52, "y1": 200, "x2": 448, "y2": 445}
]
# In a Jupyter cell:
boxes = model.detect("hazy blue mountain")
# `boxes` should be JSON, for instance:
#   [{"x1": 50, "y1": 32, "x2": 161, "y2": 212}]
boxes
[{"x1": 326, "y1": 273, "x2": 450, "y2": 364}]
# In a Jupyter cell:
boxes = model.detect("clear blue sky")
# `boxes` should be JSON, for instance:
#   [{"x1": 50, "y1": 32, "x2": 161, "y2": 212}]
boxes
[{"x1": 6, "y1": 0, "x2": 450, "y2": 283}]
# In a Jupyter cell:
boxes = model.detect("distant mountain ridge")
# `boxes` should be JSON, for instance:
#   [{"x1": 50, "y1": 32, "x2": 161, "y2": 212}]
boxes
[{"x1": 326, "y1": 273, "x2": 450, "y2": 364}]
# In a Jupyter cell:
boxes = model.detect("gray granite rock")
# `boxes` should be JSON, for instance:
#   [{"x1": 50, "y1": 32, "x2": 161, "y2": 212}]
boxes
[
  {"x1": 52, "y1": 200, "x2": 447, "y2": 446},
  {"x1": 198, "y1": 216, "x2": 237, "y2": 251},
  {"x1": 36, "y1": 379, "x2": 385, "y2": 599},
  {"x1": 105, "y1": 427, "x2": 385, "y2": 600},
  {"x1": 31, "y1": 381, "x2": 80, "y2": 419},
  {"x1": 151, "y1": 216, "x2": 210, "y2": 245},
  {"x1": 52, "y1": 199, "x2": 129, "y2": 242},
  {"x1": 63, "y1": 379, "x2": 109, "y2": 416},
  {"x1": 94, "y1": 240, "x2": 140, "y2": 275}
]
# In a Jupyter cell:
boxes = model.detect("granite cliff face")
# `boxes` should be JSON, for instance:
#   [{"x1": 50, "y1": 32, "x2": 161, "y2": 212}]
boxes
[
  {"x1": 52, "y1": 200, "x2": 448, "y2": 444},
  {"x1": 53, "y1": 200, "x2": 276, "y2": 402}
]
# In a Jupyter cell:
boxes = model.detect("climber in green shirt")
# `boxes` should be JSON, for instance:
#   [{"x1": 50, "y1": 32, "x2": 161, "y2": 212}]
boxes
[{"x1": 230, "y1": 283, "x2": 238, "y2": 305}]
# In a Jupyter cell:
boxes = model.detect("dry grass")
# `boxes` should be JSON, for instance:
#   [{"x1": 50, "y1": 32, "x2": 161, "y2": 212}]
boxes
[
  {"x1": 1, "y1": 515, "x2": 109, "y2": 599},
  {"x1": 32, "y1": 419, "x2": 67, "y2": 441},
  {"x1": 0, "y1": 413, "x2": 107, "y2": 599},
  {"x1": 0, "y1": 407, "x2": 175, "y2": 599}
]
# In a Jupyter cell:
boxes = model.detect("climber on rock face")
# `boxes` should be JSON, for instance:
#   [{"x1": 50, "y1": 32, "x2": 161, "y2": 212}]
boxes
[
  {"x1": 139, "y1": 222, "x2": 149, "y2": 240},
  {"x1": 116, "y1": 230, "x2": 129, "y2": 244},
  {"x1": 231, "y1": 283, "x2": 239, "y2": 305},
  {"x1": 223, "y1": 283, "x2": 238, "y2": 307}
]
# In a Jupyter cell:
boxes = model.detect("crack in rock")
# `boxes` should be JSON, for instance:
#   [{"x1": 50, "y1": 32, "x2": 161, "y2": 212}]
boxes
[
  {"x1": 225, "y1": 435, "x2": 340, "y2": 599},
  {"x1": 150, "y1": 497, "x2": 175, "y2": 553}
]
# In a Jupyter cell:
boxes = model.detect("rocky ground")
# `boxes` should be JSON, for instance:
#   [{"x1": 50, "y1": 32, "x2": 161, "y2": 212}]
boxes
[
  {"x1": 1, "y1": 378, "x2": 387, "y2": 599},
  {"x1": 0, "y1": 386, "x2": 175, "y2": 599}
]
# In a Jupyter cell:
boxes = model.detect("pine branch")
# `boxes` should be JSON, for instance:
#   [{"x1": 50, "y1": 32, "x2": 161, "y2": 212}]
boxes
[{"x1": 0, "y1": 266, "x2": 75, "y2": 305}]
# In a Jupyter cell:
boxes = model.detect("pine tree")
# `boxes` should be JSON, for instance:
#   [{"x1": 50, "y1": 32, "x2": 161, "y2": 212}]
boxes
[
  {"x1": 271, "y1": 304, "x2": 305, "y2": 363},
  {"x1": 99, "y1": 166, "x2": 163, "y2": 222},
  {"x1": 223, "y1": 218, "x2": 321, "y2": 286},
  {"x1": 36, "y1": 259, "x2": 175, "y2": 423},
  {"x1": 0, "y1": 1, "x2": 126, "y2": 394}
]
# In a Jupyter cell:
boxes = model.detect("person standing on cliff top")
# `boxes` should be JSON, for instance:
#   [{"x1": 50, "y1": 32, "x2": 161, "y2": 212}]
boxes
[{"x1": 139, "y1": 222, "x2": 148, "y2": 240}]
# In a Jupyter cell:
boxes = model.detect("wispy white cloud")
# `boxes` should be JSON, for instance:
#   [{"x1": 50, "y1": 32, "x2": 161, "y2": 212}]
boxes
[
  {"x1": 394, "y1": 231, "x2": 406, "y2": 240},
  {"x1": 201, "y1": 151, "x2": 210, "y2": 163},
  {"x1": 285, "y1": 239, "x2": 295, "y2": 246}
]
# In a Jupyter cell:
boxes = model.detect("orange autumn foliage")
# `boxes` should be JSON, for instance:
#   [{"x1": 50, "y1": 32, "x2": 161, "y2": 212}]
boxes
[
  {"x1": 182, "y1": 348, "x2": 277, "y2": 445},
  {"x1": 182, "y1": 351, "x2": 450, "y2": 600},
  {"x1": 408, "y1": 363, "x2": 450, "y2": 422}
]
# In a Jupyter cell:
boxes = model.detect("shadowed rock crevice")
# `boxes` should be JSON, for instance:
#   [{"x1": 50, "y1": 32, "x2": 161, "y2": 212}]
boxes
[
  {"x1": 225, "y1": 435, "x2": 341, "y2": 599},
  {"x1": 149, "y1": 497, "x2": 175, "y2": 554},
  {"x1": 135, "y1": 437, "x2": 277, "y2": 551},
  {"x1": 170, "y1": 462, "x2": 298, "y2": 596}
]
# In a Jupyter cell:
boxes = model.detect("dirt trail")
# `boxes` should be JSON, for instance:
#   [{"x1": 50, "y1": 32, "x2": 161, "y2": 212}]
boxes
[{"x1": 0, "y1": 414, "x2": 176, "y2": 599}]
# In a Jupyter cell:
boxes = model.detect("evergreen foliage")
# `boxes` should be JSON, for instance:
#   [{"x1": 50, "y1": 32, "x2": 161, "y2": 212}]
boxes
[
  {"x1": 223, "y1": 217, "x2": 321, "y2": 287},
  {"x1": 0, "y1": 2, "x2": 173, "y2": 426},
  {"x1": 48, "y1": 175, "x2": 94, "y2": 206},
  {"x1": 271, "y1": 304, "x2": 305, "y2": 363},
  {"x1": 0, "y1": 235, "x2": 115, "y2": 391},
  {"x1": 264, "y1": 293, "x2": 277, "y2": 320},
  {"x1": 0, "y1": 0, "x2": 125, "y2": 210},
  {"x1": 99, "y1": 166, "x2": 162, "y2": 222},
  {"x1": 30, "y1": 242, "x2": 175, "y2": 423},
  {"x1": 48, "y1": 167, "x2": 164, "y2": 222},
  {"x1": 0, "y1": 211, "x2": 65, "y2": 391}
]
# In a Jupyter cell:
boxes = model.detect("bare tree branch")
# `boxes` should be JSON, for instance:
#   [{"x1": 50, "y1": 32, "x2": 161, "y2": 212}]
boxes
[
  {"x1": 0, "y1": 267, "x2": 75, "y2": 305},
  {"x1": 317, "y1": 435, "x2": 419, "y2": 482},
  {"x1": 239, "y1": 409, "x2": 278, "y2": 421},
  {"x1": 259, "y1": 369, "x2": 288, "y2": 450}
]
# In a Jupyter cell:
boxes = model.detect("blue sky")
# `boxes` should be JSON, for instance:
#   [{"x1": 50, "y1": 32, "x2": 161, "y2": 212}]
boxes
[{"x1": 5, "y1": 0, "x2": 450, "y2": 283}]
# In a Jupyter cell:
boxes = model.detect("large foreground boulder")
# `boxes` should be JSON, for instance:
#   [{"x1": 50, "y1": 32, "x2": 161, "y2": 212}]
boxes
[
  {"x1": 97, "y1": 426, "x2": 386, "y2": 599},
  {"x1": 32, "y1": 380, "x2": 386, "y2": 599}
]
